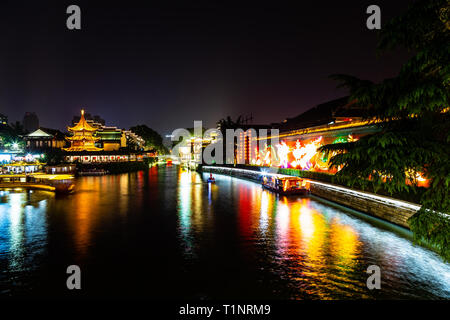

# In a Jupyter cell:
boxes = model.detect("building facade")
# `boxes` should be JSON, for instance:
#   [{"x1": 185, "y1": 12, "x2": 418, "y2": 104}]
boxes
[
  {"x1": 95, "y1": 126, "x2": 125, "y2": 151},
  {"x1": 24, "y1": 128, "x2": 66, "y2": 152},
  {"x1": 63, "y1": 109, "x2": 146, "y2": 163}
]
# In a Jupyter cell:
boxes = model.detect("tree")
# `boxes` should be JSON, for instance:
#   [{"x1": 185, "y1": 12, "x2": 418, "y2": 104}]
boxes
[
  {"x1": 10, "y1": 121, "x2": 26, "y2": 135},
  {"x1": 129, "y1": 125, "x2": 168, "y2": 154},
  {"x1": 44, "y1": 149, "x2": 66, "y2": 165},
  {"x1": 0, "y1": 123, "x2": 24, "y2": 151},
  {"x1": 319, "y1": 0, "x2": 449, "y2": 259},
  {"x1": 217, "y1": 115, "x2": 245, "y2": 164},
  {"x1": 217, "y1": 115, "x2": 244, "y2": 132}
]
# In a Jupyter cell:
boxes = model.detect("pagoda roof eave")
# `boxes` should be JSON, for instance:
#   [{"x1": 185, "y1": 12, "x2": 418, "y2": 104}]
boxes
[
  {"x1": 66, "y1": 135, "x2": 100, "y2": 141},
  {"x1": 67, "y1": 125, "x2": 97, "y2": 132},
  {"x1": 63, "y1": 146, "x2": 104, "y2": 152},
  {"x1": 68, "y1": 111, "x2": 98, "y2": 132}
]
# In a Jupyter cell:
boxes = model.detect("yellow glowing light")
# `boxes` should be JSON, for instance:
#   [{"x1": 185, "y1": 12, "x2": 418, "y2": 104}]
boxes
[
  {"x1": 405, "y1": 169, "x2": 429, "y2": 187},
  {"x1": 288, "y1": 137, "x2": 322, "y2": 169},
  {"x1": 299, "y1": 205, "x2": 315, "y2": 239},
  {"x1": 283, "y1": 179, "x2": 289, "y2": 192},
  {"x1": 263, "y1": 148, "x2": 271, "y2": 166},
  {"x1": 348, "y1": 134, "x2": 358, "y2": 142},
  {"x1": 416, "y1": 174, "x2": 426, "y2": 182},
  {"x1": 276, "y1": 141, "x2": 290, "y2": 168},
  {"x1": 329, "y1": 220, "x2": 360, "y2": 268},
  {"x1": 252, "y1": 147, "x2": 263, "y2": 166},
  {"x1": 292, "y1": 140, "x2": 302, "y2": 163}
]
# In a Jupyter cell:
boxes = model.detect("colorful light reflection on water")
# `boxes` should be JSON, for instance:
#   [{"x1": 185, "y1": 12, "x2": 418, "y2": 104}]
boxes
[{"x1": 0, "y1": 167, "x2": 449, "y2": 299}]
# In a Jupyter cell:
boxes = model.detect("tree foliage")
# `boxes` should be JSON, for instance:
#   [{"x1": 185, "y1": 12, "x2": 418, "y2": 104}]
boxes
[
  {"x1": 217, "y1": 115, "x2": 245, "y2": 132},
  {"x1": 0, "y1": 123, "x2": 25, "y2": 150},
  {"x1": 129, "y1": 125, "x2": 168, "y2": 154},
  {"x1": 319, "y1": 0, "x2": 450, "y2": 259},
  {"x1": 44, "y1": 148, "x2": 66, "y2": 165}
]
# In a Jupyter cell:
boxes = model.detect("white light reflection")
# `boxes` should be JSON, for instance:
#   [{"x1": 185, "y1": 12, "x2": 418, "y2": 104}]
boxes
[
  {"x1": 8, "y1": 193, "x2": 25, "y2": 271},
  {"x1": 275, "y1": 199, "x2": 290, "y2": 253},
  {"x1": 177, "y1": 170, "x2": 193, "y2": 255},
  {"x1": 259, "y1": 191, "x2": 270, "y2": 234}
]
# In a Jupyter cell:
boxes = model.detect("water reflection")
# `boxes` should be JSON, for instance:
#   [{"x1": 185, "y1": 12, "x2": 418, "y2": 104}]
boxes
[
  {"x1": 176, "y1": 169, "x2": 217, "y2": 257},
  {"x1": 0, "y1": 167, "x2": 449, "y2": 299},
  {"x1": 259, "y1": 191, "x2": 270, "y2": 234},
  {"x1": 0, "y1": 191, "x2": 49, "y2": 274},
  {"x1": 197, "y1": 170, "x2": 450, "y2": 299},
  {"x1": 178, "y1": 170, "x2": 193, "y2": 254}
]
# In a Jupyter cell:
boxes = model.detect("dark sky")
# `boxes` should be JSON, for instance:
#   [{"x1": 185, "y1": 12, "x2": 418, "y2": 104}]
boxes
[{"x1": 0, "y1": 0, "x2": 414, "y2": 136}]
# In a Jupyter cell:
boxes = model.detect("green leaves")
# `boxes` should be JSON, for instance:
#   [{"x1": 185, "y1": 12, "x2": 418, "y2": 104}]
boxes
[
  {"x1": 325, "y1": 0, "x2": 450, "y2": 260},
  {"x1": 409, "y1": 208, "x2": 450, "y2": 261},
  {"x1": 129, "y1": 125, "x2": 168, "y2": 154},
  {"x1": 377, "y1": 0, "x2": 448, "y2": 52}
]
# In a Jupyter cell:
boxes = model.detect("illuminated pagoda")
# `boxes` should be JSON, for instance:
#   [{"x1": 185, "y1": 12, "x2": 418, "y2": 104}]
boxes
[{"x1": 63, "y1": 109, "x2": 103, "y2": 152}]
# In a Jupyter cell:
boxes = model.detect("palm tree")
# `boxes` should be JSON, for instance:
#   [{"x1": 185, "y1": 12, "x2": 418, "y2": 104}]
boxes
[{"x1": 217, "y1": 115, "x2": 244, "y2": 132}]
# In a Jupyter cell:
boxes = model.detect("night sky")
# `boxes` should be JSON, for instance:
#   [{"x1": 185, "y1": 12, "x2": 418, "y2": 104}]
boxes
[{"x1": 0, "y1": 0, "x2": 414, "y2": 136}]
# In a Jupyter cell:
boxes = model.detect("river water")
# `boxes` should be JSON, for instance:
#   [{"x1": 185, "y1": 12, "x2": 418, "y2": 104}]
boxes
[{"x1": 0, "y1": 166, "x2": 449, "y2": 299}]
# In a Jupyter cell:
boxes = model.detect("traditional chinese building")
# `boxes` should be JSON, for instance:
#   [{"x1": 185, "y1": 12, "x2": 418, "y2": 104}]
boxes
[
  {"x1": 62, "y1": 109, "x2": 147, "y2": 163},
  {"x1": 96, "y1": 126, "x2": 125, "y2": 151},
  {"x1": 69, "y1": 112, "x2": 143, "y2": 151},
  {"x1": 64, "y1": 109, "x2": 103, "y2": 152},
  {"x1": 24, "y1": 128, "x2": 66, "y2": 152}
]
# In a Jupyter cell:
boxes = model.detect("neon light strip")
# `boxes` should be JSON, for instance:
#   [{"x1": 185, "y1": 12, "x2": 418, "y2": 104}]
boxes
[
  {"x1": 203, "y1": 166, "x2": 291, "y2": 178},
  {"x1": 206, "y1": 166, "x2": 419, "y2": 210},
  {"x1": 309, "y1": 180, "x2": 449, "y2": 219},
  {"x1": 204, "y1": 166, "x2": 420, "y2": 209},
  {"x1": 203, "y1": 166, "x2": 448, "y2": 220},
  {"x1": 307, "y1": 180, "x2": 420, "y2": 211}
]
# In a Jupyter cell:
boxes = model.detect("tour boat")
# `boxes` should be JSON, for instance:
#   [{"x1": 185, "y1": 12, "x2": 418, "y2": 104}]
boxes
[
  {"x1": 261, "y1": 175, "x2": 310, "y2": 195},
  {"x1": 0, "y1": 173, "x2": 75, "y2": 193}
]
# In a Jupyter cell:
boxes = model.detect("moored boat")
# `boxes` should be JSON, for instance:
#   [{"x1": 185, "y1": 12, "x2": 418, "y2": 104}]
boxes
[
  {"x1": 0, "y1": 173, "x2": 75, "y2": 193},
  {"x1": 207, "y1": 173, "x2": 215, "y2": 183},
  {"x1": 262, "y1": 175, "x2": 310, "y2": 195},
  {"x1": 77, "y1": 169, "x2": 108, "y2": 176}
]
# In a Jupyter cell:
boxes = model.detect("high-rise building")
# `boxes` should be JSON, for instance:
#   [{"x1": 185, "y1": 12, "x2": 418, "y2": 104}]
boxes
[{"x1": 22, "y1": 112, "x2": 39, "y2": 132}]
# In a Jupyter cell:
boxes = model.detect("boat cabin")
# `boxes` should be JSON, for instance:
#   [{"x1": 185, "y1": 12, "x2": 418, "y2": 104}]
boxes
[{"x1": 262, "y1": 175, "x2": 310, "y2": 195}]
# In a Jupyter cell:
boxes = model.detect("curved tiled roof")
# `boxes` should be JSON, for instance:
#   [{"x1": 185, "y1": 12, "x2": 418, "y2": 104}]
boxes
[{"x1": 68, "y1": 110, "x2": 98, "y2": 132}]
